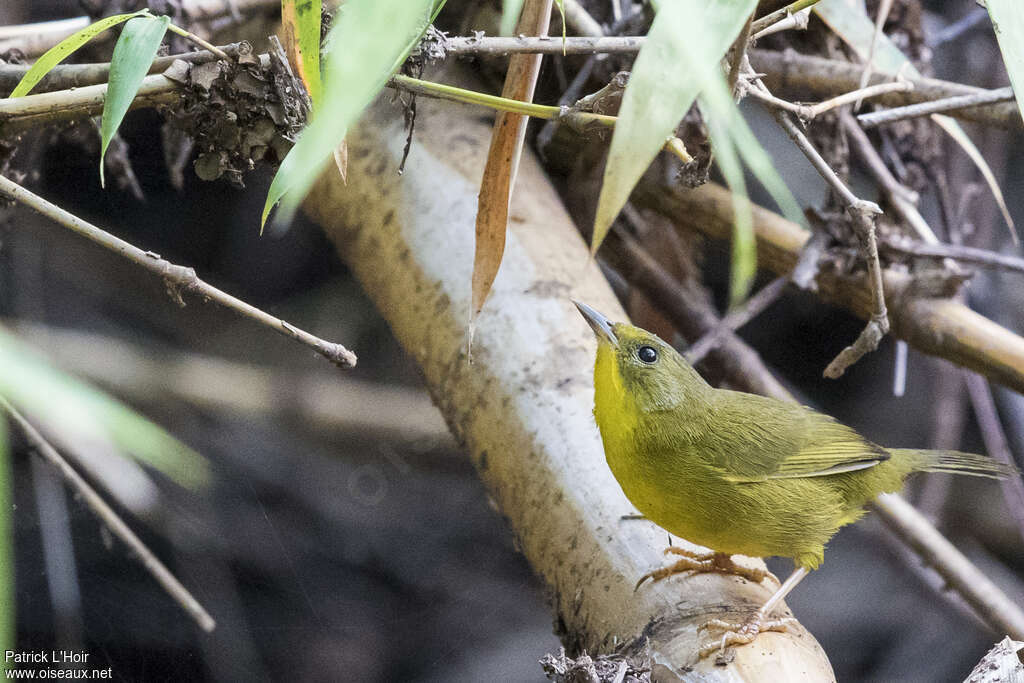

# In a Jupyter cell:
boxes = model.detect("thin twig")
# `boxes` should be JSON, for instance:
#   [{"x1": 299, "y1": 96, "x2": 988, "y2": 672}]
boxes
[
  {"x1": 0, "y1": 396, "x2": 216, "y2": 633},
  {"x1": 964, "y1": 374, "x2": 1024, "y2": 544},
  {"x1": 749, "y1": 49, "x2": 1021, "y2": 128},
  {"x1": 685, "y1": 276, "x2": 789, "y2": 364},
  {"x1": 752, "y1": 7, "x2": 810, "y2": 41},
  {"x1": 743, "y1": 80, "x2": 912, "y2": 120},
  {"x1": 882, "y1": 238, "x2": 1024, "y2": 276},
  {"x1": 750, "y1": 0, "x2": 821, "y2": 35},
  {"x1": 165, "y1": 23, "x2": 230, "y2": 60},
  {"x1": 442, "y1": 35, "x2": 645, "y2": 56},
  {"x1": 840, "y1": 111, "x2": 940, "y2": 245},
  {"x1": 872, "y1": 492, "x2": 1024, "y2": 639},
  {"x1": 803, "y1": 81, "x2": 912, "y2": 119},
  {"x1": 603, "y1": 228, "x2": 792, "y2": 400},
  {"x1": 755, "y1": 67, "x2": 890, "y2": 377},
  {"x1": 856, "y1": 0, "x2": 895, "y2": 109},
  {"x1": 0, "y1": 175, "x2": 357, "y2": 368},
  {"x1": 858, "y1": 86, "x2": 1017, "y2": 129},
  {"x1": 0, "y1": 43, "x2": 245, "y2": 94}
]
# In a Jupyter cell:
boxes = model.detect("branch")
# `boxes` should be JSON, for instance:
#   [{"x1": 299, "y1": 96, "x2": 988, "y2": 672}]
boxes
[
  {"x1": 881, "y1": 238, "x2": 1024, "y2": 276},
  {"x1": 0, "y1": 43, "x2": 244, "y2": 94},
  {"x1": 749, "y1": 48, "x2": 1022, "y2": 128},
  {"x1": 0, "y1": 396, "x2": 216, "y2": 632},
  {"x1": 684, "y1": 276, "x2": 790, "y2": 365},
  {"x1": 602, "y1": 228, "x2": 792, "y2": 400},
  {"x1": 632, "y1": 180, "x2": 1024, "y2": 395},
  {"x1": 12, "y1": 323, "x2": 451, "y2": 445},
  {"x1": 441, "y1": 35, "x2": 646, "y2": 57},
  {"x1": 750, "y1": 0, "x2": 821, "y2": 35},
  {"x1": 858, "y1": 86, "x2": 1016, "y2": 129},
  {"x1": 0, "y1": 175, "x2": 357, "y2": 369},
  {"x1": 749, "y1": 66, "x2": 890, "y2": 377},
  {"x1": 872, "y1": 493, "x2": 1024, "y2": 639}
]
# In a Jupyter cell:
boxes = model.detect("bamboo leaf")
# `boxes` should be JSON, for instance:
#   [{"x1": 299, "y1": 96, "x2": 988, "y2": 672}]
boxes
[
  {"x1": 281, "y1": 0, "x2": 323, "y2": 107},
  {"x1": 694, "y1": 47, "x2": 802, "y2": 306},
  {"x1": 8, "y1": 11, "x2": 148, "y2": 98},
  {"x1": 555, "y1": 0, "x2": 566, "y2": 44},
  {"x1": 0, "y1": 327, "x2": 210, "y2": 489},
  {"x1": 100, "y1": 15, "x2": 170, "y2": 188},
  {"x1": 472, "y1": 0, "x2": 552, "y2": 322},
  {"x1": 816, "y1": 0, "x2": 1016, "y2": 243},
  {"x1": 704, "y1": 100, "x2": 756, "y2": 308},
  {"x1": 501, "y1": 0, "x2": 526, "y2": 36},
  {"x1": 262, "y1": 0, "x2": 436, "y2": 230},
  {"x1": 591, "y1": 0, "x2": 758, "y2": 254}
]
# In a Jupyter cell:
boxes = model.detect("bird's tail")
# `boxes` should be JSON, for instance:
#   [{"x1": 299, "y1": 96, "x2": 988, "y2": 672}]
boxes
[{"x1": 895, "y1": 449, "x2": 1018, "y2": 479}]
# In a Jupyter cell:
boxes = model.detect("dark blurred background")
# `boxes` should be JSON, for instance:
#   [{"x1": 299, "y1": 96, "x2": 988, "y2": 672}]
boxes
[{"x1": 1, "y1": 1, "x2": 1023, "y2": 681}]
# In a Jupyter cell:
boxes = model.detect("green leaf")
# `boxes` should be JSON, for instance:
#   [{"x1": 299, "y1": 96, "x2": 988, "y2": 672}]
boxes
[
  {"x1": 100, "y1": 15, "x2": 170, "y2": 188},
  {"x1": 0, "y1": 327, "x2": 210, "y2": 490},
  {"x1": 501, "y1": 0, "x2": 526, "y2": 36},
  {"x1": 695, "y1": 53, "x2": 802, "y2": 306},
  {"x1": 282, "y1": 0, "x2": 323, "y2": 107},
  {"x1": 815, "y1": 0, "x2": 1016, "y2": 242},
  {"x1": 987, "y1": 0, "x2": 1024, "y2": 127},
  {"x1": 555, "y1": 0, "x2": 566, "y2": 45},
  {"x1": 0, "y1": 417, "x2": 11, "y2": 675},
  {"x1": 8, "y1": 11, "x2": 149, "y2": 98},
  {"x1": 591, "y1": 0, "x2": 758, "y2": 254},
  {"x1": 704, "y1": 100, "x2": 755, "y2": 308},
  {"x1": 262, "y1": 0, "x2": 436, "y2": 230}
]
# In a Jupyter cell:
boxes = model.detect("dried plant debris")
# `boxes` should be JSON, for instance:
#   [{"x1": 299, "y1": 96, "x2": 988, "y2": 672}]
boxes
[
  {"x1": 964, "y1": 637, "x2": 1024, "y2": 683},
  {"x1": 161, "y1": 41, "x2": 308, "y2": 186},
  {"x1": 540, "y1": 648, "x2": 650, "y2": 683},
  {"x1": 675, "y1": 105, "x2": 712, "y2": 189},
  {"x1": 408, "y1": 25, "x2": 450, "y2": 66}
]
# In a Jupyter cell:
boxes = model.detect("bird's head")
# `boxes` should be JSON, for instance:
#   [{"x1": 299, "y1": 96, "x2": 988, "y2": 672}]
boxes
[{"x1": 573, "y1": 301, "x2": 710, "y2": 413}]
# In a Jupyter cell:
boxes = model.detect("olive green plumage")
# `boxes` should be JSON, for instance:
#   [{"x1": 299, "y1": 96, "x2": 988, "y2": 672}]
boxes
[{"x1": 587, "y1": 317, "x2": 1012, "y2": 571}]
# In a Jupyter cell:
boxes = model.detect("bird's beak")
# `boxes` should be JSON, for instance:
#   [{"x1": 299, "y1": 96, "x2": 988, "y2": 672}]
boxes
[{"x1": 573, "y1": 300, "x2": 618, "y2": 348}]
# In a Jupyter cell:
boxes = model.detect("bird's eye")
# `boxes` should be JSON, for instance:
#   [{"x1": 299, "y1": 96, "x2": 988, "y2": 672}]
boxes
[{"x1": 637, "y1": 345, "x2": 658, "y2": 364}]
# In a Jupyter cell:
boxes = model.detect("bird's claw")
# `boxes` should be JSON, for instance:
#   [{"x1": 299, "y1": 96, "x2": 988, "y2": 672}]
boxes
[
  {"x1": 698, "y1": 616, "x2": 797, "y2": 659},
  {"x1": 634, "y1": 548, "x2": 778, "y2": 592}
]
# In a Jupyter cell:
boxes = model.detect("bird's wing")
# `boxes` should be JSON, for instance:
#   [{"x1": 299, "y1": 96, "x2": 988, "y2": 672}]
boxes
[{"x1": 698, "y1": 392, "x2": 889, "y2": 484}]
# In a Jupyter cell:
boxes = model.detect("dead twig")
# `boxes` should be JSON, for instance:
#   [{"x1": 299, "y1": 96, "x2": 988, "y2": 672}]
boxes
[
  {"x1": 0, "y1": 43, "x2": 245, "y2": 94},
  {"x1": 858, "y1": 87, "x2": 1017, "y2": 129},
  {"x1": 0, "y1": 175, "x2": 357, "y2": 369},
  {"x1": 873, "y1": 492, "x2": 1024, "y2": 639},
  {"x1": 964, "y1": 374, "x2": 1024, "y2": 545},
  {"x1": 749, "y1": 49, "x2": 1021, "y2": 128},
  {"x1": 0, "y1": 396, "x2": 216, "y2": 633},
  {"x1": 758, "y1": 78, "x2": 890, "y2": 377},
  {"x1": 750, "y1": 0, "x2": 821, "y2": 36},
  {"x1": 882, "y1": 238, "x2": 1024, "y2": 276},
  {"x1": 743, "y1": 80, "x2": 912, "y2": 121},
  {"x1": 441, "y1": 35, "x2": 646, "y2": 57},
  {"x1": 685, "y1": 276, "x2": 789, "y2": 365}
]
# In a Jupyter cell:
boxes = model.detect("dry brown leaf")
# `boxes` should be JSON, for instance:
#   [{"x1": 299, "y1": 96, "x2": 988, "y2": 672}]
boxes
[
  {"x1": 471, "y1": 0, "x2": 554, "y2": 323},
  {"x1": 333, "y1": 138, "x2": 348, "y2": 184}
]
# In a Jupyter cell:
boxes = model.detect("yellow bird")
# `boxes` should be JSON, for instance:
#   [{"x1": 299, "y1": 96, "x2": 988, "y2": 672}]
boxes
[{"x1": 575, "y1": 301, "x2": 1014, "y2": 656}]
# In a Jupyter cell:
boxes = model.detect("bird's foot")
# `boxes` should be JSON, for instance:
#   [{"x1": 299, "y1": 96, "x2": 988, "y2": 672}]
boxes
[
  {"x1": 634, "y1": 548, "x2": 779, "y2": 591},
  {"x1": 697, "y1": 614, "x2": 797, "y2": 660}
]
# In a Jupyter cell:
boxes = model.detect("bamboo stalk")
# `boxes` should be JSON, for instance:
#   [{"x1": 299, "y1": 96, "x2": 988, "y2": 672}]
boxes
[{"x1": 301, "y1": 64, "x2": 835, "y2": 680}]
